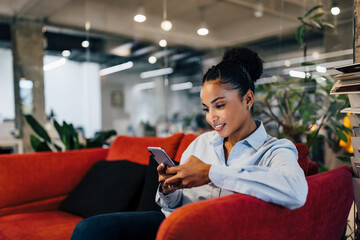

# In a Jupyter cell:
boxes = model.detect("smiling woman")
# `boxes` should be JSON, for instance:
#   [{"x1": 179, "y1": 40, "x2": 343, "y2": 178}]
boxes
[{"x1": 70, "y1": 47, "x2": 308, "y2": 240}]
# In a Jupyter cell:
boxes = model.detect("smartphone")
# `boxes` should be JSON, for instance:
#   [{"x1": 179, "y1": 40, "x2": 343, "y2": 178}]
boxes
[{"x1": 147, "y1": 147, "x2": 176, "y2": 167}]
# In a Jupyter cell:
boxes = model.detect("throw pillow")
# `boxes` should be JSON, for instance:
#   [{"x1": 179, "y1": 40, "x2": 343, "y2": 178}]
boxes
[
  {"x1": 59, "y1": 160, "x2": 147, "y2": 218},
  {"x1": 137, "y1": 156, "x2": 180, "y2": 212}
]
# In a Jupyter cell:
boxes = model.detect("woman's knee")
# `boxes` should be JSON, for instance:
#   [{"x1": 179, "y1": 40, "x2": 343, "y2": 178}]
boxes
[{"x1": 71, "y1": 217, "x2": 99, "y2": 240}]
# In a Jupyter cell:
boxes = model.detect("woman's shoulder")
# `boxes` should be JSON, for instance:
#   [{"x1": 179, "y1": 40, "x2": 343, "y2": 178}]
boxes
[{"x1": 263, "y1": 136, "x2": 298, "y2": 156}]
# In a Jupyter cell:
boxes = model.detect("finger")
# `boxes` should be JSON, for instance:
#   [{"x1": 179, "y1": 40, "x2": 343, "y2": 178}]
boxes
[
  {"x1": 164, "y1": 175, "x2": 182, "y2": 186},
  {"x1": 165, "y1": 165, "x2": 180, "y2": 175},
  {"x1": 157, "y1": 163, "x2": 166, "y2": 174}
]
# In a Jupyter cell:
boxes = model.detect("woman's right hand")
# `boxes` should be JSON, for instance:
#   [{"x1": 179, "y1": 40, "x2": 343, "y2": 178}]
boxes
[{"x1": 157, "y1": 163, "x2": 180, "y2": 195}]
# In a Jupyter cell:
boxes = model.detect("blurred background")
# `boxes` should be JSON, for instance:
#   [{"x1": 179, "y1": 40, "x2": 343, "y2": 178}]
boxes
[{"x1": 0, "y1": 0, "x2": 355, "y2": 167}]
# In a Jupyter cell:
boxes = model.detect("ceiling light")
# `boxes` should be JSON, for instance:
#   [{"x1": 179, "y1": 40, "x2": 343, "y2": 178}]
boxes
[
  {"x1": 140, "y1": 68, "x2": 173, "y2": 79},
  {"x1": 99, "y1": 61, "x2": 134, "y2": 76},
  {"x1": 148, "y1": 56, "x2": 157, "y2": 64},
  {"x1": 254, "y1": 1, "x2": 264, "y2": 18},
  {"x1": 197, "y1": 26, "x2": 209, "y2": 36},
  {"x1": 170, "y1": 82, "x2": 193, "y2": 91},
  {"x1": 134, "y1": 7, "x2": 146, "y2": 22},
  {"x1": 159, "y1": 39, "x2": 167, "y2": 47},
  {"x1": 289, "y1": 70, "x2": 305, "y2": 78},
  {"x1": 316, "y1": 65, "x2": 327, "y2": 73},
  {"x1": 331, "y1": 6, "x2": 340, "y2": 15},
  {"x1": 43, "y1": 58, "x2": 67, "y2": 71},
  {"x1": 197, "y1": 7, "x2": 209, "y2": 36},
  {"x1": 161, "y1": 20, "x2": 172, "y2": 31},
  {"x1": 331, "y1": 1, "x2": 340, "y2": 15},
  {"x1": 161, "y1": 0, "x2": 172, "y2": 31},
  {"x1": 134, "y1": 82, "x2": 155, "y2": 91},
  {"x1": 81, "y1": 40, "x2": 89, "y2": 48},
  {"x1": 62, "y1": 50, "x2": 71, "y2": 57}
]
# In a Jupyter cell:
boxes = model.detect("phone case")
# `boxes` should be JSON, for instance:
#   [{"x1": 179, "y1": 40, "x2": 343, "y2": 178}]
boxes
[{"x1": 148, "y1": 147, "x2": 176, "y2": 167}]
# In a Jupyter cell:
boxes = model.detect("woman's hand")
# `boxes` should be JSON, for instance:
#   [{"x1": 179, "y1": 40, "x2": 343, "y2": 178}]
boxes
[
  {"x1": 157, "y1": 163, "x2": 181, "y2": 195},
  {"x1": 164, "y1": 155, "x2": 211, "y2": 189}
]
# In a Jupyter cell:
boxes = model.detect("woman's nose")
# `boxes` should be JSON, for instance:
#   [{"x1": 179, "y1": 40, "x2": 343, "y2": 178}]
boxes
[{"x1": 208, "y1": 109, "x2": 218, "y2": 122}]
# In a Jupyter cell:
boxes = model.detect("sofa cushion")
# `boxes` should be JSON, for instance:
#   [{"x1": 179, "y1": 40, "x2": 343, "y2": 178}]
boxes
[
  {"x1": 0, "y1": 211, "x2": 83, "y2": 240},
  {"x1": 0, "y1": 148, "x2": 109, "y2": 211},
  {"x1": 105, "y1": 133, "x2": 184, "y2": 165},
  {"x1": 295, "y1": 143, "x2": 309, "y2": 175},
  {"x1": 59, "y1": 160, "x2": 147, "y2": 218},
  {"x1": 137, "y1": 156, "x2": 162, "y2": 212}
]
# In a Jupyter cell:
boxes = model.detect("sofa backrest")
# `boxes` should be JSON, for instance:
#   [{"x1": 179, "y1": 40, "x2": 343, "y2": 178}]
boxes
[
  {"x1": 105, "y1": 133, "x2": 184, "y2": 165},
  {"x1": 0, "y1": 148, "x2": 108, "y2": 211}
]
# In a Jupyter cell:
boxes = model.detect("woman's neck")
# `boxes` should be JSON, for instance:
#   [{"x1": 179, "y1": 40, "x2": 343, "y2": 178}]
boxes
[{"x1": 226, "y1": 119, "x2": 257, "y2": 149}]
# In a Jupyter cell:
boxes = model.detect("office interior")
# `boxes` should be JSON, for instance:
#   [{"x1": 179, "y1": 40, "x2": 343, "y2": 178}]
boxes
[{"x1": 0, "y1": 0, "x2": 354, "y2": 168}]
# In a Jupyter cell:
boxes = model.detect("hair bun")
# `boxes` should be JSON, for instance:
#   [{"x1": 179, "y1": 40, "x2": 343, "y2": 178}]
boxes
[{"x1": 222, "y1": 47, "x2": 263, "y2": 82}]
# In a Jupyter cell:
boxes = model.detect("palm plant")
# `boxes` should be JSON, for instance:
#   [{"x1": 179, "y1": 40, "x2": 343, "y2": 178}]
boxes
[{"x1": 25, "y1": 114, "x2": 116, "y2": 152}]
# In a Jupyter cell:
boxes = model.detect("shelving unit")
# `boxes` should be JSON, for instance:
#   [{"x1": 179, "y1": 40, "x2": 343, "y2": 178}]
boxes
[{"x1": 331, "y1": 63, "x2": 360, "y2": 236}]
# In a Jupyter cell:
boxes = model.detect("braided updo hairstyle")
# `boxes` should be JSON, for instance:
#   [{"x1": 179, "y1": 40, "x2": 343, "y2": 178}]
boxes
[{"x1": 202, "y1": 47, "x2": 263, "y2": 100}]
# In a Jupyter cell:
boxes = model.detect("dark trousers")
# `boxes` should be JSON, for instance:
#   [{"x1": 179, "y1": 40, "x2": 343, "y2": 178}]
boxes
[{"x1": 70, "y1": 211, "x2": 165, "y2": 240}]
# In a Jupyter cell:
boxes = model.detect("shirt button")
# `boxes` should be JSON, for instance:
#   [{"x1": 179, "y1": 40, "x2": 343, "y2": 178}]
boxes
[{"x1": 250, "y1": 191, "x2": 256, "y2": 196}]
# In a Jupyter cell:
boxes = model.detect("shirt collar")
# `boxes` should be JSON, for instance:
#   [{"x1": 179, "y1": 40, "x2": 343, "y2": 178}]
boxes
[{"x1": 209, "y1": 119, "x2": 267, "y2": 151}]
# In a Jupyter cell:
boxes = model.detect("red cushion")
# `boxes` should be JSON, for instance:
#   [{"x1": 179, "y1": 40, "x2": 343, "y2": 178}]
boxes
[
  {"x1": 174, "y1": 134, "x2": 198, "y2": 163},
  {"x1": 106, "y1": 133, "x2": 184, "y2": 165},
  {"x1": 0, "y1": 211, "x2": 83, "y2": 240},
  {"x1": 0, "y1": 148, "x2": 108, "y2": 210},
  {"x1": 295, "y1": 143, "x2": 309, "y2": 175}
]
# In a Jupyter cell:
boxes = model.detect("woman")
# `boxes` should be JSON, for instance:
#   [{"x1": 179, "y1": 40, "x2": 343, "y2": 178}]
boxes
[
  {"x1": 71, "y1": 47, "x2": 308, "y2": 240},
  {"x1": 156, "y1": 47, "x2": 307, "y2": 217}
]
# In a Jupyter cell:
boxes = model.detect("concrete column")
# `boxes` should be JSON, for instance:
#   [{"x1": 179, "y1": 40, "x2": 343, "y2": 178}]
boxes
[
  {"x1": 11, "y1": 19, "x2": 46, "y2": 153},
  {"x1": 355, "y1": 0, "x2": 360, "y2": 62}
]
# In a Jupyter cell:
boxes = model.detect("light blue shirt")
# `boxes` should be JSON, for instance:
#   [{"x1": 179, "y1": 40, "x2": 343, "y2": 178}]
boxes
[{"x1": 156, "y1": 120, "x2": 308, "y2": 216}]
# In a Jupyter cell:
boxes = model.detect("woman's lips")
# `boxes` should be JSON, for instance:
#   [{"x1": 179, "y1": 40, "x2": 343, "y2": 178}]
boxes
[{"x1": 214, "y1": 123, "x2": 225, "y2": 131}]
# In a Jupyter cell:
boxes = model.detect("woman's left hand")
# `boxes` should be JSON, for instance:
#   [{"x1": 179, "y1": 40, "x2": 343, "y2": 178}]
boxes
[{"x1": 164, "y1": 155, "x2": 211, "y2": 189}]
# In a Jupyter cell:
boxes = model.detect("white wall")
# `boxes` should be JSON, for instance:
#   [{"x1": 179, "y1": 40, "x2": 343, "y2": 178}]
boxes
[
  {"x1": 0, "y1": 50, "x2": 101, "y2": 138},
  {"x1": 0, "y1": 48, "x2": 14, "y2": 121},
  {"x1": 44, "y1": 56, "x2": 101, "y2": 138}
]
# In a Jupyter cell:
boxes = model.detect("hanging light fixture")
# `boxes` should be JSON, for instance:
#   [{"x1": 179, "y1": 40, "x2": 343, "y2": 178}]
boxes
[
  {"x1": 331, "y1": 0, "x2": 340, "y2": 16},
  {"x1": 134, "y1": 0, "x2": 146, "y2": 22},
  {"x1": 161, "y1": 0, "x2": 172, "y2": 31},
  {"x1": 197, "y1": 7, "x2": 209, "y2": 36},
  {"x1": 254, "y1": 0, "x2": 264, "y2": 18}
]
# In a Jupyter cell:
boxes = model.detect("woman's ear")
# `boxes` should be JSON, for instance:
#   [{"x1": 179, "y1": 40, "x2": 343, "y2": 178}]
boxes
[{"x1": 245, "y1": 90, "x2": 254, "y2": 104}]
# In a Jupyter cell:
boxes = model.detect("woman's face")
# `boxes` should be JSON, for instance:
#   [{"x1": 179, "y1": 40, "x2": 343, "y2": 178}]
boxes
[{"x1": 200, "y1": 80, "x2": 253, "y2": 140}]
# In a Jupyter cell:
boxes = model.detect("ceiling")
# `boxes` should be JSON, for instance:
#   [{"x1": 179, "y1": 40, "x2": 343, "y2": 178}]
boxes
[{"x1": 0, "y1": 0, "x2": 354, "y2": 76}]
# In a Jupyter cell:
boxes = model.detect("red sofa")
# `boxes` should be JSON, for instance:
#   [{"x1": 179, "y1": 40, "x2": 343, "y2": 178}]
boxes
[{"x1": 0, "y1": 133, "x2": 354, "y2": 240}]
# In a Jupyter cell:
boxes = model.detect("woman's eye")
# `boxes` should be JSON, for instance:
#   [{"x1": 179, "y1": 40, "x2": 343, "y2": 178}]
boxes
[
  {"x1": 216, "y1": 104, "x2": 225, "y2": 109},
  {"x1": 202, "y1": 108, "x2": 209, "y2": 113}
]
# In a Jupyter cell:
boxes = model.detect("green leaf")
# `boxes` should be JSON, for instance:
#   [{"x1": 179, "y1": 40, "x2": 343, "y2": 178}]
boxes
[
  {"x1": 323, "y1": 22, "x2": 334, "y2": 28},
  {"x1": 30, "y1": 134, "x2": 52, "y2": 152},
  {"x1": 25, "y1": 115, "x2": 51, "y2": 143},
  {"x1": 295, "y1": 25, "x2": 306, "y2": 47},
  {"x1": 301, "y1": 61, "x2": 315, "y2": 66},
  {"x1": 311, "y1": 12, "x2": 324, "y2": 19},
  {"x1": 337, "y1": 155, "x2": 351, "y2": 162},
  {"x1": 54, "y1": 120, "x2": 63, "y2": 140},
  {"x1": 304, "y1": 5, "x2": 323, "y2": 18},
  {"x1": 86, "y1": 130, "x2": 117, "y2": 148},
  {"x1": 309, "y1": 19, "x2": 322, "y2": 29},
  {"x1": 336, "y1": 129, "x2": 348, "y2": 142}
]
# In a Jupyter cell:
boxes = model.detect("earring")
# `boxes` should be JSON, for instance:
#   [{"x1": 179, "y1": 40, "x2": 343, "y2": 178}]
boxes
[{"x1": 248, "y1": 106, "x2": 251, "y2": 110}]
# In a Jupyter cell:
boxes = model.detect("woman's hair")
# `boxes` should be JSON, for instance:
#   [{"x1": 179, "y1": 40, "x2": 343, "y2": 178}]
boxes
[{"x1": 202, "y1": 47, "x2": 263, "y2": 98}]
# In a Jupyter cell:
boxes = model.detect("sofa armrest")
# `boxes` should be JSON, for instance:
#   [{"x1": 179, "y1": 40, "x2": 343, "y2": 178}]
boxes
[{"x1": 157, "y1": 166, "x2": 353, "y2": 240}]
